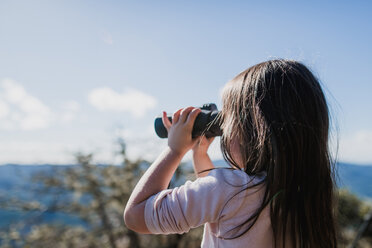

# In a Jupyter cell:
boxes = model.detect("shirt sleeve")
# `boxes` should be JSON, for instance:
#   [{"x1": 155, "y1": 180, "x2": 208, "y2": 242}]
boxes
[{"x1": 144, "y1": 171, "x2": 229, "y2": 234}]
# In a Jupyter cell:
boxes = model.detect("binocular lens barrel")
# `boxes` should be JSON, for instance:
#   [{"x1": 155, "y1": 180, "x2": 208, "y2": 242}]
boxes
[{"x1": 154, "y1": 103, "x2": 222, "y2": 139}]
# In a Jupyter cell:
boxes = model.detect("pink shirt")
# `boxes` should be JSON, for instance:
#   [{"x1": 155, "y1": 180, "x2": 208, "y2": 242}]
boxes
[{"x1": 145, "y1": 168, "x2": 274, "y2": 247}]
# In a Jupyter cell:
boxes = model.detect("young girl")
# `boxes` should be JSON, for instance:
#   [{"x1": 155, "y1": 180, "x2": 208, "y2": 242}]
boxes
[{"x1": 124, "y1": 59, "x2": 338, "y2": 248}]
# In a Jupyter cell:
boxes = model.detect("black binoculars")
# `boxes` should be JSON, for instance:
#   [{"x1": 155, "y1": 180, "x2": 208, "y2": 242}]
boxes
[{"x1": 154, "y1": 103, "x2": 222, "y2": 139}]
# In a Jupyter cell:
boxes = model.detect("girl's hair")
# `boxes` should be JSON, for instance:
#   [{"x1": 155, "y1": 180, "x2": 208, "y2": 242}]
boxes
[{"x1": 218, "y1": 59, "x2": 337, "y2": 247}]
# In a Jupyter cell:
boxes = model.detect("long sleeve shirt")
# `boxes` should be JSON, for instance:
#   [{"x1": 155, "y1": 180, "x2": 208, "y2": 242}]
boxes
[{"x1": 145, "y1": 168, "x2": 274, "y2": 248}]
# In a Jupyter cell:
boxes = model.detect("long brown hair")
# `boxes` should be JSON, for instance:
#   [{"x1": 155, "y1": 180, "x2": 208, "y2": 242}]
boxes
[{"x1": 218, "y1": 59, "x2": 337, "y2": 247}]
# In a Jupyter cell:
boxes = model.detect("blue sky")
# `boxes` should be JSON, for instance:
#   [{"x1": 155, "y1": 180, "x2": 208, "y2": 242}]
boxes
[{"x1": 0, "y1": 0, "x2": 371, "y2": 165}]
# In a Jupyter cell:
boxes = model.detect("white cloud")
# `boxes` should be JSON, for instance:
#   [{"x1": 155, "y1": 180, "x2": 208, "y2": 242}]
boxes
[
  {"x1": 88, "y1": 87, "x2": 157, "y2": 118},
  {"x1": 60, "y1": 100, "x2": 80, "y2": 123},
  {"x1": 0, "y1": 79, "x2": 53, "y2": 130},
  {"x1": 0, "y1": 79, "x2": 81, "y2": 130},
  {"x1": 0, "y1": 100, "x2": 9, "y2": 118},
  {"x1": 339, "y1": 130, "x2": 372, "y2": 164}
]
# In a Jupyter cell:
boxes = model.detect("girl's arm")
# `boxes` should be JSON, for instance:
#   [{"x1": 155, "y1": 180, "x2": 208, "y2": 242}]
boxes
[
  {"x1": 192, "y1": 136, "x2": 215, "y2": 177},
  {"x1": 124, "y1": 106, "x2": 202, "y2": 233}
]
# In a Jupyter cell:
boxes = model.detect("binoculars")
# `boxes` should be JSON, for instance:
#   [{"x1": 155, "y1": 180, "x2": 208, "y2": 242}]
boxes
[{"x1": 154, "y1": 103, "x2": 222, "y2": 139}]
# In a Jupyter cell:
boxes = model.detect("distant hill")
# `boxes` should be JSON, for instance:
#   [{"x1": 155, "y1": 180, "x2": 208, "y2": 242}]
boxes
[
  {"x1": 0, "y1": 162, "x2": 371, "y2": 229},
  {"x1": 0, "y1": 164, "x2": 72, "y2": 201},
  {"x1": 0, "y1": 162, "x2": 371, "y2": 199},
  {"x1": 0, "y1": 164, "x2": 81, "y2": 228},
  {"x1": 337, "y1": 162, "x2": 372, "y2": 200}
]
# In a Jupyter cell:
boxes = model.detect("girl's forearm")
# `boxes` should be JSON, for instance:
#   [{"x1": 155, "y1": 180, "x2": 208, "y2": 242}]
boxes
[
  {"x1": 127, "y1": 146, "x2": 184, "y2": 205},
  {"x1": 124, "y1": 146, "x2": 184, "y2": 232},
  {"x1": 192, "y1": 152, "x2": 214, "y2": 177},
  {"x1": 124, "y1": 107, "x2": 201, "y2": 233}
]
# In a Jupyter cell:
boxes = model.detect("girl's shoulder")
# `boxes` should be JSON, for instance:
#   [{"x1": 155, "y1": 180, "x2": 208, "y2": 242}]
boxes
[
  {"x1": 205, "y1": 168, "x2": 266, "y2": 188},
  {"x1": 182, "y1": 168, "x2": 267, "y2": 200}
]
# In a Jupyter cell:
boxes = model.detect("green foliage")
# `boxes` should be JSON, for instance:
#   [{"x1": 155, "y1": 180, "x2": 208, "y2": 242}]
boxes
[
  {"x1": 338, "y1": 189, "x2": 366, "y2": 228},
  {"x1": 337, "y1": 189, "x2": 372, "y2": 247}
]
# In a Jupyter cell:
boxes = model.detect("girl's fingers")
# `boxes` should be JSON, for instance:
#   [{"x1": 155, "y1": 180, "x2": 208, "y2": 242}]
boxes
[
  {"x1": 162, "y1": 111, "x2": 172, "y2": 131},
  {"x1": 186, "y1": 108, "x2": 201, "y2": 127},
  {"x1": 172, "y1": 108, "x2": 183, "y2": 124},
  {"x1": 179, "y1": 106, "x2": 195, "y2": 123}
]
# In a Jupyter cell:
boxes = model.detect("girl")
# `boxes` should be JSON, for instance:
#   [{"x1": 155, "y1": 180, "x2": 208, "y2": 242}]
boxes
[{"x1": 124, "y1": 59, "x2": 338, "y2": 247}]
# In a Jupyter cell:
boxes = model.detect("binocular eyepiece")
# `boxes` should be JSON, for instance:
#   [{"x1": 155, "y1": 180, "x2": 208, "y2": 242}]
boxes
[{"x1": 154, "y1": 103, "x2": 222, "y2": 139}]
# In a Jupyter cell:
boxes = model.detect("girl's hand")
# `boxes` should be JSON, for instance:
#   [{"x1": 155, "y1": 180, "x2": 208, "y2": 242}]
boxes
[
  {"x1": 192, "y1": 135, "x2": 215, "y2": 155},
  {"x1": 162, "y1": 106, "x2": 202, "y2": 156}
]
